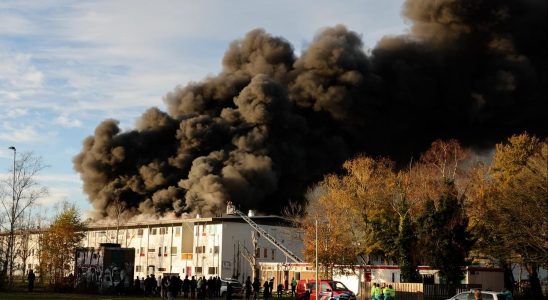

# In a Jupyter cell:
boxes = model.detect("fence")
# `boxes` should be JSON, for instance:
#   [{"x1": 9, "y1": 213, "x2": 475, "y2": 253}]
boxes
[{"x1": 358, "y1": 282, "x2": 482, "y2": 300}]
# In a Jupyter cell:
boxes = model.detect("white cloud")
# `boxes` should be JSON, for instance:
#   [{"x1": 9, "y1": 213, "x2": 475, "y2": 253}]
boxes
[
  {"x1": 6, "y1": 108, "x2": 28, "y2": 118},
  {"x1": 0, "y1": 52, "x2": 43, "y2": 95},
  {"x1": 36, "y1": 173, "x2": 81, "y2": 184},
  {"x1": 0, "y1": 122, "x2": 56, "y2": 143},
  {"x1": 54, "y1": 114, "x2": 82, "y2": 128},
  {"x1": 0, "y1": 13, "x2": 36, "y2": 35}
]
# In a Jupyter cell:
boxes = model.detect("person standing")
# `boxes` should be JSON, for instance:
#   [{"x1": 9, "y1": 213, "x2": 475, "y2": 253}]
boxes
[
  {"x1": 183, "y1": 275, "x2": 190, "y2": 298},
  {"x1": 252, "y1": 277, "x2": 261, "y2": 300},
  {"x1": 383, "y1": 285, "x2": 395, "y2": 300},
  {"x1": 245, "y1": 276, "x2": 252, "y2": 300},
  {"x1": 144, "y1": 275, "x2": 152, "y2": 296},
  {"x1": 168, "y1": 275, "x2": 181, "y2": 300},
  {"x1": 27, "y1": 269, "x2": 36, "y2": 292},
  {"x1": 277, "y1": 282, "x2": 284, "y2": 299},
  {"x1": 371, "y1": 283, "x2": 381, "y2": 300},
  {"x1": 263, "y1": 280, "x2": 270, "y2": 300},
  {"x1": 226, "y1": 282, "x2": 234, "y2": 300},
  {"x1": 190, "y1": 276, "x2": 197, "y2": 299},
  {"x1": 162, "y1": 275, "x2": 169, "y2": 298},
  {"x1": 268, "y1": 277, "x2": 274, "y2": 298},
  {"x1": 291, "y1": 278, "x2": 297, "y2": 297}
]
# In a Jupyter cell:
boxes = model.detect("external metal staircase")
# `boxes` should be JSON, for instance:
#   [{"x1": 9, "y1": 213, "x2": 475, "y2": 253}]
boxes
[{"x1": 227, "y1": 202, "x2": 303, "y2": 263}]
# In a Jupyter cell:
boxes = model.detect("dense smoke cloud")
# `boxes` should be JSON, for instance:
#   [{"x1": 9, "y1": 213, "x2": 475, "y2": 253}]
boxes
[{"x1": 74, "y1": 0, "x2": 546, "y2": 219}]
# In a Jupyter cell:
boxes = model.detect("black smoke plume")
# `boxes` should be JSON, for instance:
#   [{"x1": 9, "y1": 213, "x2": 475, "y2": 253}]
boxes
[{"x1": 74, "y1": 0, "x2": 546, "y2": 218}]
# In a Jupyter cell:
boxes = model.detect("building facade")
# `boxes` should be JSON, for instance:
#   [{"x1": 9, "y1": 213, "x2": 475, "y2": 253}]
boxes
[{"x1": 1, "y1": 214, "x2": 304, "y2": 283}]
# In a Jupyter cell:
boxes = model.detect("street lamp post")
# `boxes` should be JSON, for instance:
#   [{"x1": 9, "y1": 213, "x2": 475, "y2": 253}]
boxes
[
  {"x1": 7, "y1": 146, "x2": 16, "y2": 284},
  {"x1": 8, "y1": 146, "x2": 15, "y2": 200}
]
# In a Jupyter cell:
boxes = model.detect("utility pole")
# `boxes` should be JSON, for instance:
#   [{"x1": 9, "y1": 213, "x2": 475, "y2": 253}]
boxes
[{"x1": 315, "y1": 219, "x2": 319, "y2": 300}]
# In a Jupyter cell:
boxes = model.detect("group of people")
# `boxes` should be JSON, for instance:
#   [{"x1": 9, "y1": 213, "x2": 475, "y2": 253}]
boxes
[
  {"x1": 135, "y1": 274, "x2": 183, "y2": 299},
  {"x1": 370, "y1": 283, "x2": 395, "y2": 300},
  {"x1": 249, "y1": 276, "x2": 276, "y2": 300},
  {"x1": 242, "y1": 276, "x2": 297, "y2": 300},
  {"x1": 134, "y1": 275, "x2": 224, "y2": 299}
]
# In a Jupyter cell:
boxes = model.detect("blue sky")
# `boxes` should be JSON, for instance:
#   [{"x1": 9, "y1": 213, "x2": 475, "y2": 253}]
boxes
[{"x1": 0, "y1": 0, "x2": 407, "y2": 216}]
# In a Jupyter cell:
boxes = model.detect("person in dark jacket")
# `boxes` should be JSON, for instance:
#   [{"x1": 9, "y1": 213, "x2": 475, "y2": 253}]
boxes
[
  {"x1": 190, "y1": 276, "x2": 197, "y2": 298},
  {"x1": 183, "y1": 275, "x2": 190, "y2": 298},
  {"x1": 245, "y1": 276, "x2": 252, "y2": 300},
  {"x1": 252, "y1": 277, "x2": 261, "y2": 300},
  {"x1": 268, "y1": 278, "x2": 274, "y2": 297},
  {"x1": 27, "y1": 269, "x2": 36, "y2": 292},
  {"x1": 263, "y1": 281, "x2": 270, "y2": 300},
  {"x1": 226, "y1": 282, "x2": 233, "y2": 300}
]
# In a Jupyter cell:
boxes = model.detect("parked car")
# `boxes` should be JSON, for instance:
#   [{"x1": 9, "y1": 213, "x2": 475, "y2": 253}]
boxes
[
  {"x1": 446, "y1": 290, "x2": 510, "y2": 300},
  {"x1": 220, "y1": 278, "x2": 244, "y2": 299},
  {"x1": 296, "y1": 280, "x2": 356, "y2": 300}
]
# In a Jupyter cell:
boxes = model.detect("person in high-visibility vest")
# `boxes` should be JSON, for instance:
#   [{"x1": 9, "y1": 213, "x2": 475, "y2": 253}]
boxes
[
  {"x1": 383, "y1": 285, "x2": 395, "y2": 300},
  {"x1": 371, "y1": 283, "x2": 382, "y2": 300}
]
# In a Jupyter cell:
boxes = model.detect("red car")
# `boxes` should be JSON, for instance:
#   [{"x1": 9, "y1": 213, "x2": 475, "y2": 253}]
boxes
[{"x1": 296, "y1": 280, "x2": 356, "y2": 300}]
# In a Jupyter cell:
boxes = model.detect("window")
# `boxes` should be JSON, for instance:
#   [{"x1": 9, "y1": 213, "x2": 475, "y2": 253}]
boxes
[
  {"x1": 195, "y1": 267, "x2": 202, "y2": 274},
  {"x1": 140, "y1": 247, "x2": 145, "y2": 256},
  {"x1": 159, "y1": 268, "x2": 166, "y2": 271},
  {"x1": 175, "y1": 227, "x2": 181, "y2": 237},
  {"x1": 137, "y1": 229, "x2": 144, "y2": 236},
  {"x1": 195, "y1": 225, "x2": 204, "y2": 236},
  {"x1": 332, "y1": 282, "x2": 347, "y2": 291},
  {"x1": 136, "y1": 266, "x2": 142, "y2": 272},
  {"x1": 264, "y1": 248, "x2": 267, "y2": 258},
  {"x1": 195, "y1": 246, "x2": 206, "y2": 253},
  {"x1": 151, "y1": 228, "x2": 157, "y2": 235},
  {"x1": 158, "y1": 247, "x2": 162, "y2": 256},
  {"x1": 208, "y1": 267, "x2": 217, "y2": 275},
  {"x1": 171, "y1": 247, "x2": 178, "y2": 255},
  {"x1": 160, "y1": 228, "x2": 167, "y2": 235},
  {"x1": 271, "y1": 249, "x2": 275, "y2": 260},
  {"x1": 213, "y1": 246, "x2": 219, "y2": 254},
  {"x1": 256, "y1": 248, "x2": 260, "y2": 258},
  {"x1": 148, "y1": 248, "x2": 155, "y2": 252}
]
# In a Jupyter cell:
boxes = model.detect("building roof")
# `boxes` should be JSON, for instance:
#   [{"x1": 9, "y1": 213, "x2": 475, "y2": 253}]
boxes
[
  {"x1": 85, "y1": 214, "x2": 295, "y2": 231},
  {"x1": 0, "y1": 214, "x2": 296, "y2": 235}
]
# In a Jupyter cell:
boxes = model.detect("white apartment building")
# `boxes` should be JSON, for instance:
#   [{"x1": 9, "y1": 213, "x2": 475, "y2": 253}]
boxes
[{"x1": 1, "y1": 214, "x2": 304, "y2": 283}]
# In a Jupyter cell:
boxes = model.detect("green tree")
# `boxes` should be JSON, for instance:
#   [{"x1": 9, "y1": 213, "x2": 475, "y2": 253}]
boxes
[
  {"x1": 418, "y1": 183, "x2": 473, "y2": 285},
  {"x1": 40, "y1": 205, "x2": 86, "y2": 286},
  {"x1": 395, "y1": 200, "x2": 421, "y2": 282}
]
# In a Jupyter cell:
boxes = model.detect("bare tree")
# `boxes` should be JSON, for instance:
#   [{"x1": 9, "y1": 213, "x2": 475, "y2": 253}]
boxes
[
  {"x1": 16, "y1": 209, "x2": 36, "y2": 283},
  {"x1": 0, "y1": 149, "x2": 47, "y2": 286}
]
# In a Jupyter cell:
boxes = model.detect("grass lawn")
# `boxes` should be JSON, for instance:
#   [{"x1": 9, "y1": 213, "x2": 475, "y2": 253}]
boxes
[
  {"x1": 0, "y1": 292, "x2": 164, "y2": 300},
  {"x1": 0, "y1": 293, "x2": 298, "y2": 300}
]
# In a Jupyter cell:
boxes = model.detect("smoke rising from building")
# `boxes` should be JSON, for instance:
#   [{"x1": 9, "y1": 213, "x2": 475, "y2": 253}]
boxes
[{"x1": 74, "y1": 0, "x2": 547, "y2": 219}]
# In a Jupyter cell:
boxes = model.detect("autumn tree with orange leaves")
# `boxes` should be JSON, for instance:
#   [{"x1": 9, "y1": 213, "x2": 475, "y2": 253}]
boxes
[{"x1": 300, "y1": 139, "x2": 473, "y2": 283}]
